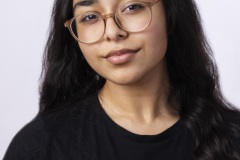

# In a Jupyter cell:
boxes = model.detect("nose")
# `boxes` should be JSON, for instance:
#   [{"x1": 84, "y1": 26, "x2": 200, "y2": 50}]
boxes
[{"x1": 103, "y1": 16, "x2": 128, "y2": 41}]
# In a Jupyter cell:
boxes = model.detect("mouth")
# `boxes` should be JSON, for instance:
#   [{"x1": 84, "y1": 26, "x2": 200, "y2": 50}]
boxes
[{"x1": 105, "y1": 48, "x2": 140, "y2": 65}]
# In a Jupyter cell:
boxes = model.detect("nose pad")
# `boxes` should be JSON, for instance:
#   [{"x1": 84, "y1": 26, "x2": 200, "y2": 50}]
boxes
[{"x1": 103, "y1": 17, "x2": 128, "y2": 41}]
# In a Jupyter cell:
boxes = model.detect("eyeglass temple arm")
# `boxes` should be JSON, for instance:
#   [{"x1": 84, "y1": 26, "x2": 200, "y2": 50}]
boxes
[{"x1": 64, "y1": 20, "x2": 70, "y2": 28}]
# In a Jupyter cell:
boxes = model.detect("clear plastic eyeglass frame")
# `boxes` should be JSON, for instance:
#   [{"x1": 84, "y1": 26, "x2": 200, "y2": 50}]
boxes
[{"x1": 64, "y1": 0, "x2": 160, "y2": 44}]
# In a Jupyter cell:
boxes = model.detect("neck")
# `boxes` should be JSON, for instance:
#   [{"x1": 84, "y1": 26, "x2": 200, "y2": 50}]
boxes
[{"x1": 98, "y1": 64, "x2": 179, "y2": 123}]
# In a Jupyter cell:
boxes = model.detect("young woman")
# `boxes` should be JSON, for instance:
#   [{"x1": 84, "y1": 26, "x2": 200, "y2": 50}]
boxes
[{"x1": 4, "y1": 0, "x2": 240, "y2": 159}]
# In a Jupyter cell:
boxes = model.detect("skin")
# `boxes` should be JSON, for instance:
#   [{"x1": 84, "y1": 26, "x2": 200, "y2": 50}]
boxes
[{"x1": 73, "y1": 0, "x2": 179, "y2": 135}]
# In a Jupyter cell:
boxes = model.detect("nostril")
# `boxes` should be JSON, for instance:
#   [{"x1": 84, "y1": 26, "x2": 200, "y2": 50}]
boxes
[{"x1": 116, "y1": 35, "x2": 124, "y2": 39}]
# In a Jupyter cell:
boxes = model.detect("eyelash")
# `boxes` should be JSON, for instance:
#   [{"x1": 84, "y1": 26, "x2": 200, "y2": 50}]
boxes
[
  {"x1": 81, "y1": 14, "x2": 100, "y2": 22},
  {"x1": 122, "y1": 3, "x2": 144, "y2": 12}
]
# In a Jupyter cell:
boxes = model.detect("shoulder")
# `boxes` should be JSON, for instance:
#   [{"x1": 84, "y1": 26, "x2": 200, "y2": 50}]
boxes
[
  {"x1": 3, "y1": 116, "x2": 49, "y2": 159},
  {"x1": 3, "y1": 94, "x2": 98, "y2": 160}
]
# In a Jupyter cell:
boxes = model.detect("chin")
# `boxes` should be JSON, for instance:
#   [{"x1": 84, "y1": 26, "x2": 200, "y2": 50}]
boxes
[{"x1": 106, "y1": 74, "x2": 147, "y2": 86}]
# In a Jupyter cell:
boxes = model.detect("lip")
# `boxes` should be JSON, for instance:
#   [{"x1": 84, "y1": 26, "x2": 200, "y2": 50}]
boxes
[{"x1": 105, "y1": 48, "x2": 140, "y2": 65}]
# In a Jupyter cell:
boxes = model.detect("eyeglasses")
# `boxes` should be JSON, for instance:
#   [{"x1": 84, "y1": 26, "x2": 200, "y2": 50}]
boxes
[{"x1": 64, "y1": 0, "x2": 160, "y2": 44}]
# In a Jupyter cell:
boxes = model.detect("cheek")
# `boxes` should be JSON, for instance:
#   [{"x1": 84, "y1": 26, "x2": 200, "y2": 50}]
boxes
[
  {"x1": 78, "y1": 43, "x2": 107, "y2": 77},
  {"x1": 145, "y1": 19, "x2": 168, "y2": 60},
  {"x1": 78, "y1": 44, "x2": 98, "y2": 66},
  {"x1": 148, "y1": 5, "x2": 168, "y2": 51},
  {"x1": 152, "y1": 16, "x2": 167, "y2": 42}
]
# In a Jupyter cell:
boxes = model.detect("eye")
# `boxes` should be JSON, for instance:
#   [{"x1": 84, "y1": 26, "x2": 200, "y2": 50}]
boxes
[
  {"x1": 122, "y1": 3, "x2": 145, "y2": 13},
  {"x1": 80, "y1": 13, "x2": 101, "y2": 23}
]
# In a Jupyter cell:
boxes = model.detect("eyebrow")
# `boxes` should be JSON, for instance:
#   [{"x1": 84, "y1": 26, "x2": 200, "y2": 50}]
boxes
[{"x1": 73, "y1": 0, "x2": 99, "y2": 11}]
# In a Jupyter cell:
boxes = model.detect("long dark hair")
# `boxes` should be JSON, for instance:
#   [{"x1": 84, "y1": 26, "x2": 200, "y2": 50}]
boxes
[{"x1": 40, "y1": 0, "x2": 240, "y2": 159}]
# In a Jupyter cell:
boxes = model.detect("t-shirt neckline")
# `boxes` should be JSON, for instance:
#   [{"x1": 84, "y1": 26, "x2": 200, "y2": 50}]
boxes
[{"x1": 94, "y1": 93, "x2": 183, "y2": 143}]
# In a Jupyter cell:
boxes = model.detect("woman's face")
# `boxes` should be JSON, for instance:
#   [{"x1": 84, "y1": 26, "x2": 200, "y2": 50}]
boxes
[{"x1": 73, "y1": 0, "x2": 168, "y2": 86}]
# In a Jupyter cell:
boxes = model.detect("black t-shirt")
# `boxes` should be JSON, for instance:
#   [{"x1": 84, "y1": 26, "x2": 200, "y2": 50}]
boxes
[{"x1": 4, "y1": 94, "x2": 195, "y2": 160}]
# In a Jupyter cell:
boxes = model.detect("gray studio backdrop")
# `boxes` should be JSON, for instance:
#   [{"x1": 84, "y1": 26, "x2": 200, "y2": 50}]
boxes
[{"x1": 0, "y1": 0, "x2": 239, "y2": 158}]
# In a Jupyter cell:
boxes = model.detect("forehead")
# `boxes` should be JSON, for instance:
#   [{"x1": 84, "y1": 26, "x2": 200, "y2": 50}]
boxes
[
  {"x1": 72, "y1": 0, "x2": 163, "y2": 13},
  {"x1": 72, "y1": 0, "x2": 128, "y2": 10},
  {"x1": 73, "y1": 0, "x2": 98, "y2": 10},
  {"x1": 73, "y1": 0, "x2": 98, "y2": 6}
]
